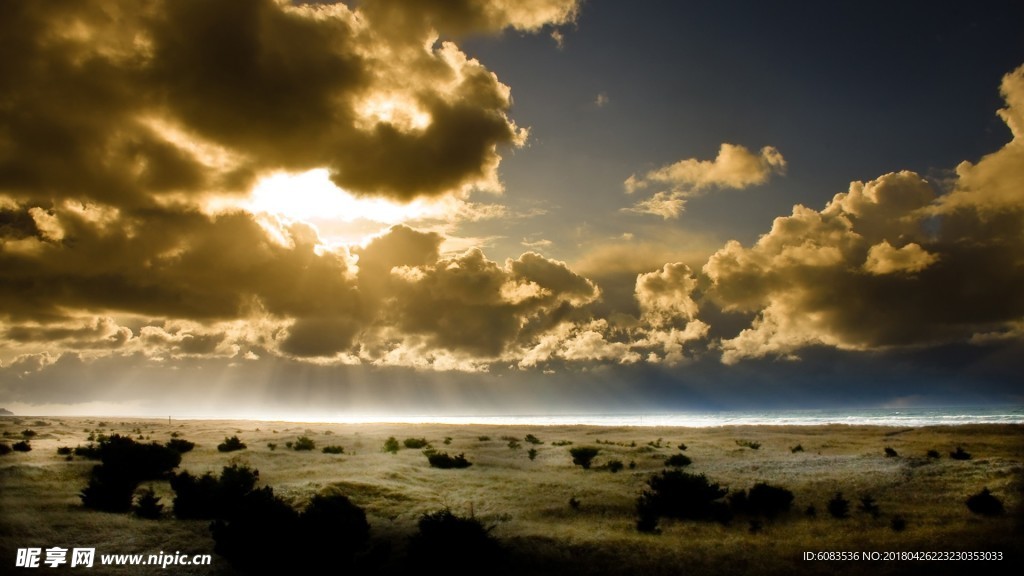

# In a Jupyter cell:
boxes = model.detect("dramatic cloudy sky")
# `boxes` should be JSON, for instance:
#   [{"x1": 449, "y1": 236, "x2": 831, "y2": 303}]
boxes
[{"x1": 2, "y1": 0, "x2": 1023, "y2": 418}]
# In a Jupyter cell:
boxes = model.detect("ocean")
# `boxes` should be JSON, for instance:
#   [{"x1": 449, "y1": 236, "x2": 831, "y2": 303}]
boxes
[{"x1": 333, "y1": 405, "x2": 1024, "y2": 427}]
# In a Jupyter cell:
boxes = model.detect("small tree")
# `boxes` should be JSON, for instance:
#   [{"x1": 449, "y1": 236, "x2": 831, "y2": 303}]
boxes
[
  {"x1": 569, "y1": 447, "x2": 600, "y2": 470},
  {"x1": 827, "y1": 492, "x2": 850, "y2": 519},
  {"x1": 383, "y1": 436, "x2": 400, "y2": 454},
  {"x1": 636, "y1": 470, "x2": 730, "y2": 533},
  {"x1": 408, "y1": 509, "x2": 500, "y2": 574},
  {"x1": 135, "y1": 487, "x2": 164, "y2": 519},
  {"x1": 527, "y1": 448, "x2": 538, "y2": 461}
]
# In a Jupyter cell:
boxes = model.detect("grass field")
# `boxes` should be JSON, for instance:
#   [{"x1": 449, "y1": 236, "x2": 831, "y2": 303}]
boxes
[{"x1": 1, "y1": 417, "x2": 1021, "y2": 575}]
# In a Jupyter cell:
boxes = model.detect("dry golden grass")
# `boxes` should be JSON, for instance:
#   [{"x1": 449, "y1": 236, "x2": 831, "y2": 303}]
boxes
[{"x1": 1, "y1": 417, "x2": 1021, "y2": 574}]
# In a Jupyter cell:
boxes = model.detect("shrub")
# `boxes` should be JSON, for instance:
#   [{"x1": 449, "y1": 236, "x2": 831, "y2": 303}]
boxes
[
  {"x1": 507, "y1": 439, "x2": 521, "y2": 450},
  {"x1": 664, "y1": 453, "x2": 692, "y2": 468},
  {"x1": 321, "y1": 445, "x2": 345, "y2": 454},
  {"x1": 827, "y1": 493, "x2": 850, "y2": 519},
  {"x1": 12, "y1": 440, "x2": 31, "y2": 452},
  {"x1": 299, "y1": 492, "x2": 370, "y2": 559},
  {"x1": 733, "y1": 483, "x2": 794, "y2": 518},
  {"x1": 524, "y1": 434, "x2": 543, "y2": 445},
  {"x1": 735, "y1": 439, "x2": 761, "y2": 450},
  {"x1": 950, "y1": 446, "x2": 972, "y2": 460},
  {"x1": 628, "y1": 460, "x2": 636, "y2": 470},
  {"x1": 477, "y1": 436, "x2": 490, "y2": 441},
  {"x1": 790, "y1": 444, "x2": 804, "y2": 453},
  {"x1": 384, "y1": 436, "x2": 400, "y2": 454},
  {"x1": 965, "y1": 488, "x2": 1004, "y2": 516},
  {"x1": 859, "y1": 495, "x2": 880, "y2": 518},
  {"x1": 443, "y1": 437, "x2": 452, "y2": 445},
  {"x1": 636, "y1": 470, "x2": 730, "y2": 532},
  {"x1": 426, "y1": 451, "x2": 472, "y2": 469},
  {"x1": 73, "y1": 444, "x2": 101, "y2": 459},
  {"x1": 0, "y1": 443, "x2": 10, "y2": 456},
  {"x1": 21, "y1": 429, "x2": 37, "y2": 438},
  {"x1": 165, "y1": 438, "x2": 195, "y2": 453},
  {"x1": 217, "y1": 436, "x2": 246, "y2": 453},
  {"x1": 890, "y1": 515, "x2": 907, "y2": 532},
  {"x1": 135, "y1": 487, "x2": 164, "y2": 519},
  {"x1": 292, "y1": 436, "x2": 316, "y2": 451},
  {"x1": 267, "y1": 442, "x2": 277, "y2": 451},
  {"x1": 211, "y1": 486, "x2": 302, "y2": 573},
  {"x1": 404, "y1": 437, "x2": 429, "y2": 449},
  {"x1": 171, "y1": 464, "x2": 260, "y2": 520},
  {"x1": 569, "y1": 447, "x2": 600, "y2": 470},
  {"x1": 527, "y1": 448, "x2": 538, "y2": 461},
  {"x1": 408, "y1": 509, "x2": 499, "y2": 574},
  {"x1": 568, "y1": 497, "x2": 580, "y2": 510},
  {"x1": 677, "y1": 442, "x2": 688, "y2": 451},
  {"x1": 78, "y1": 435, "x2": 182, "y2": 513},
  {"x1": 607, "y1": 459, "x2": 624, "y2": 473},
  {"x1": 57, "y1": 446, "x2": 73, "y2": 455},
  {"x1": 926, "y1": 449, "x2": 940, "y2": 459},
  {"x1": 551, "y1": 440, "x2": 572, "y2": 446},
  {"x1": 884, "y1": 447, "x2": 898, "y2": 457}
]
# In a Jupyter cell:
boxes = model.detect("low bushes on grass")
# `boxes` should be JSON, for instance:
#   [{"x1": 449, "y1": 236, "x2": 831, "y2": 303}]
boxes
[
  {"x1": 664, "y1": 453, "x2": 692, "y2": 468},
  {"x1": 403, "y1": 437, "x2": 429, "y2": 449},
  {"x1": 80, "y1": 435, "x2": 182, "y2": 512},
  {"x1": 426, "y1": 451, "x2": 472, "y2": 469},
  {"x1": 730, "y1": 482, "x2": 794, "y2": 518},
  {"x1": 407, "y1": 509, "x2": 500, "y2": 575},
  {"x1": 950, "y1": 446, "x2": 972, "y2": 460},
  {"x1": 636, "y1": 470, "x2": 730, "y2": 532},
  {"x1": 12, "y1": 440, "x2": 31, "y2": 452},
  {"x1": 384, "y1": 436, "x2": 400, "y2": 454},
  {"x1": 165, "y1": 438, "x2": 195, "y2": 453},
  {"x1": 217, "y1": 436, "x2": 246, "y2": 453},
  {"x1": 966, "y1": 488, "x2": 1004, "y2": 516},
  {"x1": 569, "y1": 447, "x2": 599, "y2": 470},
  {"x1": 322, "y1": 445, "x2": 345, "y2": 454},
  {"x1": 292, "y1": 436, "x2": 316, "y2": 451}
]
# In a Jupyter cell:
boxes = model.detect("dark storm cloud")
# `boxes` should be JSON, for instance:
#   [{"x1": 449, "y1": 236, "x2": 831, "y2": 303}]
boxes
[{"x1": 0, "y1": 0, "x2": 565, "y2": 207}]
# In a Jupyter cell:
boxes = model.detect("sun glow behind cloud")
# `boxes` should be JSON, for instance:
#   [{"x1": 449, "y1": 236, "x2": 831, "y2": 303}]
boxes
[{"x1": 239, "y1": 169, "x2": 473, "y2": 246}]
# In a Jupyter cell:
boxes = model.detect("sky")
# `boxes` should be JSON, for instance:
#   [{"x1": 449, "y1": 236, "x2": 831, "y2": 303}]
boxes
[{"x1": 1, "y1": 0, "x2": 1023, "y2": 419}]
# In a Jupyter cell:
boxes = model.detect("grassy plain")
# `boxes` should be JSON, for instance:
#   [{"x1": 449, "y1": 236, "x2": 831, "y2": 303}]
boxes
[{"x1": 1, "y1": 417, "x2": 1021, "y2": 575}]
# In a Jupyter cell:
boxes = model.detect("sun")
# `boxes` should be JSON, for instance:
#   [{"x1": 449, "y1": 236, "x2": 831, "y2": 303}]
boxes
[{"x1": 243, "y1": 168, "x2": 455, "y2": 227}]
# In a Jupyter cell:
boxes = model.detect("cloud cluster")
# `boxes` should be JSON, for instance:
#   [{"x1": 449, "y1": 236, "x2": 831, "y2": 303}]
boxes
[
  {"x1": 625, "y1": 144, "x2": 786, "y2": 218},
  {"x1": 705, "y1": 65, "x2": 1024, "y2": 363},
  {"x1": 0, "y1": 0, "x2": 583, "y2": 207}
]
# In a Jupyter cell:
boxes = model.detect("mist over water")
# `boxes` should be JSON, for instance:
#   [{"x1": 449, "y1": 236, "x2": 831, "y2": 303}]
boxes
[{"x1": 327, "y1": 406, "x2": 1024, "y2": 427}]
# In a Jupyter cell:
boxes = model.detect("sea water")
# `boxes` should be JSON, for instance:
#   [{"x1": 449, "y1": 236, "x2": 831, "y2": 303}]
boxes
[{"x1": 336, "y1": 406, "x2": 1024, "y2": 427}]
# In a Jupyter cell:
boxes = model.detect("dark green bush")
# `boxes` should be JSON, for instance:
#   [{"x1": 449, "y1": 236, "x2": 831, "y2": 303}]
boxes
[
  {"x1": 12, "y1": 440, "x2": 31, "y2": 452},
  {"x1": 524, "y1": 434, "x2": 543, "y2": 445},
  {"x1": 884, "y1": 447, "x2": 898, "y2": 458},
  {"x1": 927, "y1": 449, "x2": 940, "y2": 459},
  {"x1": 408, "y1": 509, "x2": 500, "y2": 575},
  {"x1": 731, "y1": 483, "x2": 794, "y2": 518},
  {"x1": 166, "y1": 438, "x2": 195, "y2": 453},
  {"x1": 790, "y1": 444, "x2": 804, "y2": 453},
  {"x1": 664, "y1": 453, "x2": 692, "y2": 467},
  {"x1": 292, "y1": 436, "x2": 316, "y2": 451},
  {"x1": 569, "y1": 447, "x2": 600, "y2": 470},
  {"x1": 321, "y1": 445, "x2": 345, "y2": 454},
  {"x1": 217, "y1": 436, "x2": 246, "y2": 453},
  {"x1": 890, "y1": 515, "x2": 906, "y2": 531},
  {"x1": 0, "y1": 443, "x2": 10, "y2": 455},
  {"x1": 735, "y1": 439, "x2": 761, "y2": 450},
  {"x1": 527, "y1": 448, "x2": 538, "y2": 461},
  {"x1": 607, "y1": 460, "x2": 624, "y2": 473},
  {"x1": 56, "y1": 446, "x2": 73, "y2": 455},
  {"x1": 859, "y1": 495, "x2": 880, "y2": 518},
  {"x1": 384, "y1": 436, "x2": 400, "y2": 454},
  {"x1": 426, "y1": 451, "x2": 472, "y2": 469},
  {"x1": 404, "y1": 437, "x2": 429, "y2": 449},
  {"x1": 950, "y1": 446, "x2": 972, "y2": 460},
  {"x1": 73, "y1": 444, "x2": 101, "y2": 459},
  {"x1": 134, "y1": 487, "x2": 164, "y2": 519},
  {"x1": 79, "y1": 435, "x2": 181, "y2": 512},
  {"x1": 966, "y1": 488, "x2": 1004, "y2": 516},
  {"x1": 636, "y1": 470, "x2": 730, "y2": 532},
  {"x1": 827, "y1": 492, "x2": 850, "y2": 519}
]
